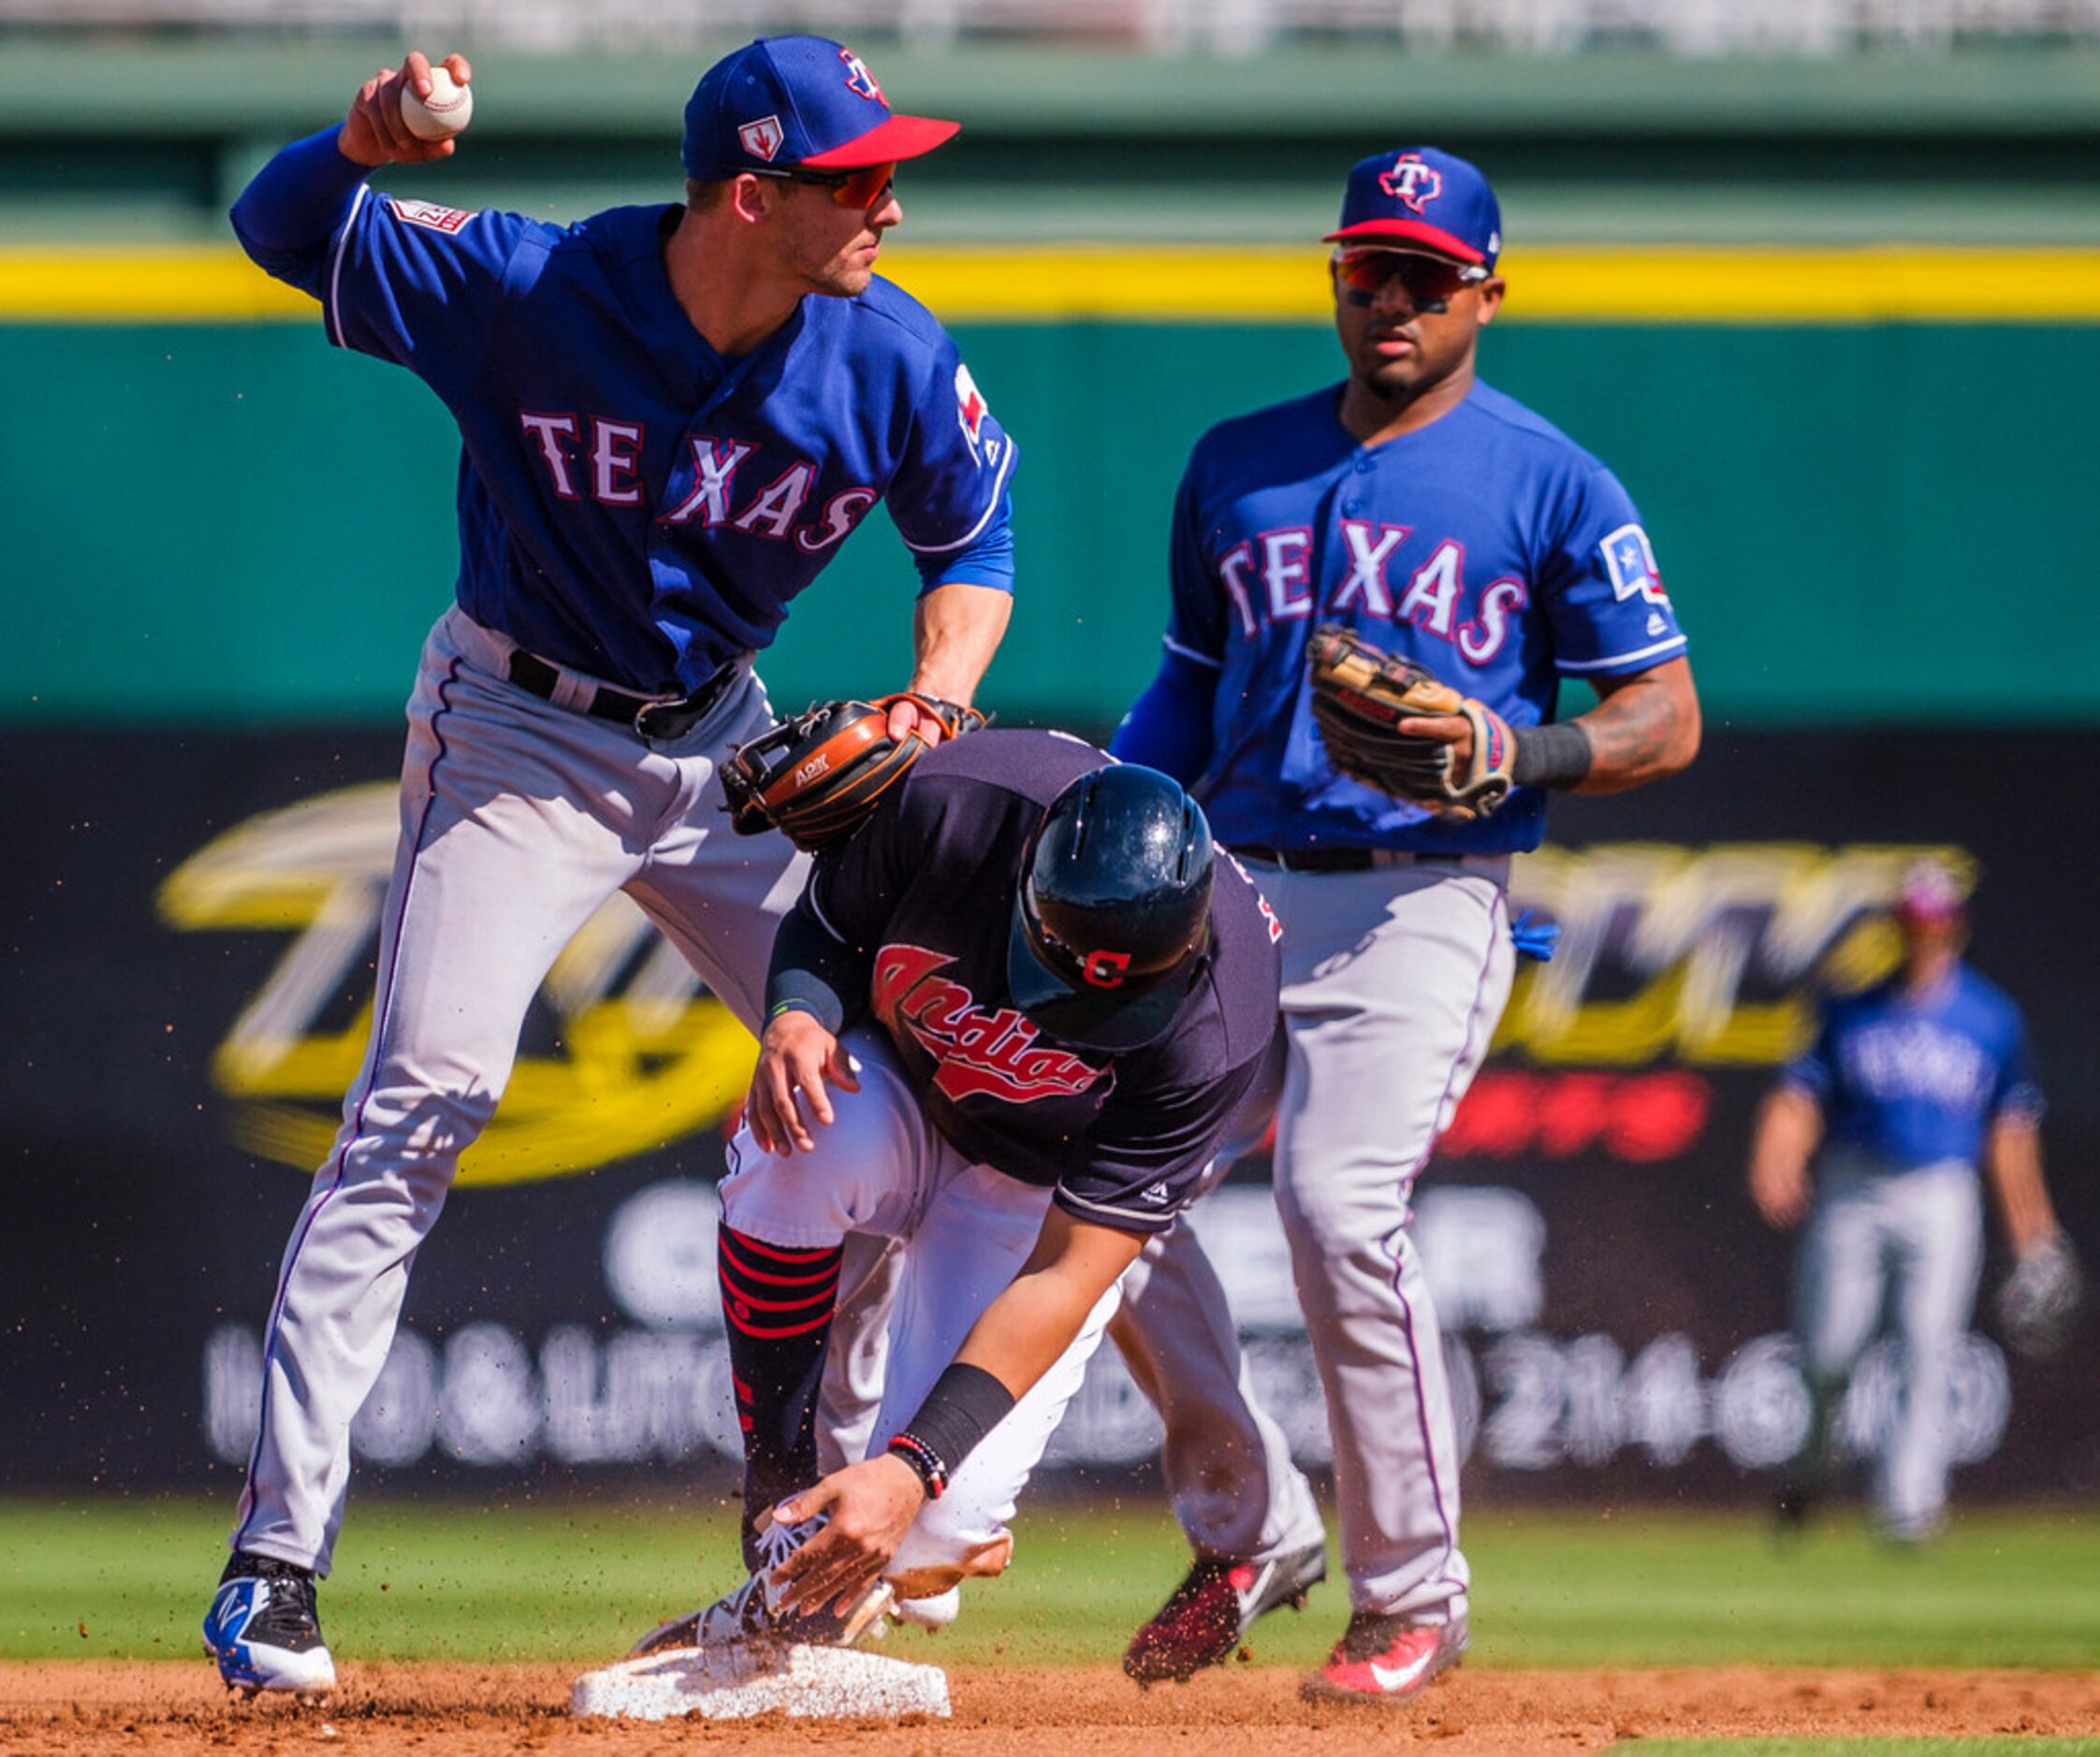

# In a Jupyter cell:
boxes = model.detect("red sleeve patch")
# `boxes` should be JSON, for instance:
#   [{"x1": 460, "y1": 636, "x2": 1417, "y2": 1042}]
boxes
[{"x1": 385, "y1": 197, "x2": 474, "y2": 235}]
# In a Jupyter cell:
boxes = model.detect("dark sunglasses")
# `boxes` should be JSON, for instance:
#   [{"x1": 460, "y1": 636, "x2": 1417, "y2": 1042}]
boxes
[
  {"x1": 1335, "y1": 249, "x2": 1487, "y2": 312},
  {"x1": 748, "y1": 161, "x2": 897, "y2": 211}
]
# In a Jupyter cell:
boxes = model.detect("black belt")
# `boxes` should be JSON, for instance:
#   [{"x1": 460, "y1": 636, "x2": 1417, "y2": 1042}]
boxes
[
  {"x1": 1232, "y1": 845, "x2": 1455, "y2": 873},
  {"x1": 507, "y1": 649, "x2": 744, "y2": 743}
]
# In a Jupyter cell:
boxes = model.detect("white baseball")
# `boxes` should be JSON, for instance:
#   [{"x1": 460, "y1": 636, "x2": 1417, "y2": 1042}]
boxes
[{"x1": 401, "y1": 67, "x2": 474, "y2": 141}]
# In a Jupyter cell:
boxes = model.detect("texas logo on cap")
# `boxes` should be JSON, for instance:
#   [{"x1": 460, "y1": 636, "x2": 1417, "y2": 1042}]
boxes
[
  {"x1": 1379, "y1": 154, "x2": 1442, "y2": 213},
  {"x1": 682, "y1": 34, "x2": 960, "y2": 182},
  {"x1": 1325, "y1": 146, "x2": 1503, "y2": 269}
]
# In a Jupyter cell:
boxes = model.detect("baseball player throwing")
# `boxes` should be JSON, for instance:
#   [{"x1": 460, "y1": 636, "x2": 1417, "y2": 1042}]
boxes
[
  {"x1": 1750, "y1": 860, "x2": 2076, "y2": 1541},
  {"x1": 202, "y1": 36, "x2": 1016, "y2": 1696},
  {"x1": 1107, "y1": 148, "x2": 1701, "y2": 1702},
  {"x1": 624, "y1": 728, "x2": 1283, "y2": 1650}
]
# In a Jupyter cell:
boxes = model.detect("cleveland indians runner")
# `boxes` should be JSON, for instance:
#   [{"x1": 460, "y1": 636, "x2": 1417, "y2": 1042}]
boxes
[
  {"x1": 624, "y1": 730, "x2": 1283, "y2": 1650},
  {"x1": 1107, "y1": 148, "x2": 1702, "y2": 1701},
  {"x1": 202, "y1": 36, "x2": 1015, "y2": 1695}
]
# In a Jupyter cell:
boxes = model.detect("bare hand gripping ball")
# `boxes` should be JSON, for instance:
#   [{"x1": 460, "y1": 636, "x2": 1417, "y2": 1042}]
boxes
[{"x1": 401, "y1": 67, "x2": 474, "y2": 141}]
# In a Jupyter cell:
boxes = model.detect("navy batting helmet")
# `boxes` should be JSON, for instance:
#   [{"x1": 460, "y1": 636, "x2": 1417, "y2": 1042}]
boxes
[{"x1": 1005, "y1": 762, "x2": 1216, "y2": 1052}]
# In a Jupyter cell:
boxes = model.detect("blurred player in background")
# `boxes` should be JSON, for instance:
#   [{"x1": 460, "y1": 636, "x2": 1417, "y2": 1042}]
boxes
[
  {"x1": 1749, "y1": 859, "x2": 2075, "y2": 1541},
  {"x1": 202, "y1": 35, "x2": 1015, "y2": 1696},
  {"x1": 1106, "y1": 147, "x2": 1700, "y2": 1702}
]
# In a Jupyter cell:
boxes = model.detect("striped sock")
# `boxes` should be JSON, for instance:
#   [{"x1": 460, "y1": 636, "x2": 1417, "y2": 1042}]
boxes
[{"x1": 718, "y1": 1225, "x2": 843, "y2": 1570}]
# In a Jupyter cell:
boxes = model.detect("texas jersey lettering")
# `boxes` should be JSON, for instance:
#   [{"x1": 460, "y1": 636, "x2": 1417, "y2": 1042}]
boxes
[
  {"x1": 241, "y1": 173, "x2": 1015, "y2": 693},
  {"x1": 1165, "y1": 380, "x2": 1685, "y2": 856}
]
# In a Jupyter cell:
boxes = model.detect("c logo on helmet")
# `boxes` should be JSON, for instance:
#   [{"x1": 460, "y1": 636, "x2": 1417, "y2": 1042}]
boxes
[
  {"x1": 1378, "y1": 154, "x2": 1443, "y2": 213},
  {"x1": 1081, "y1": 949, "x2": 1131, "y2": 989}
]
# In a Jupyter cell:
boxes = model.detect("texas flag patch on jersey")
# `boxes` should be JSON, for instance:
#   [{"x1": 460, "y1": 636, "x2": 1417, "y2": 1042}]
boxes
[
  {"x1": 386, "y1": 197, "x2": 474, "y2": 235},
  {"x1": 1601, "y1": 522, "x2": 1669, "y2": 604},
  {"x1": 955, "y1": 363, "x2": 999, "y2": 466}
]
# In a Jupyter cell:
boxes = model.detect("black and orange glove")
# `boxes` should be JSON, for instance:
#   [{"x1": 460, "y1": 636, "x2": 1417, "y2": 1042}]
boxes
[{"x1": 720, "y1": 693, "x2": 986, "y2": 852}]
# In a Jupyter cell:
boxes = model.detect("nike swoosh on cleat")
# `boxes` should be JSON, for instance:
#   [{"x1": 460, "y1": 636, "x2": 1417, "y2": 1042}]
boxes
[{"x1": 1368, "y1": 1648, "x2": 1436, "y2": 1692}]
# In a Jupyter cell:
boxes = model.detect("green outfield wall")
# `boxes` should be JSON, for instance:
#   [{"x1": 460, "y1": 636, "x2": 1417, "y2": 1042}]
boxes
[
  {"x1": 7, "y1": 39, "x2": 2098, "y2": 727},
  {"x1": 7, "y1": 305, "x2": 2098, "y2": 726}
]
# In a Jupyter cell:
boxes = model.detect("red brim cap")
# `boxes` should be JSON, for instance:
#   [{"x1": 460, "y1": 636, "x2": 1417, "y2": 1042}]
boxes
[
  {"x1": 1322, "y1": 218, "x2": 1486, "y2": 264},
  {"x1": 801, "y1": 112, "x2": 959, "y2": 168}
]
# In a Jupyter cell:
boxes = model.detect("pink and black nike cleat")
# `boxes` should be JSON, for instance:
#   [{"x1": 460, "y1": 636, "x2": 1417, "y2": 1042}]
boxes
[
  {"x1": 1301, "y1": 1611, "x2": 1467, "y2": 1704},
  {"x1": 1122, "y1": 1540, "x2": 1328, "y2": 1684}
]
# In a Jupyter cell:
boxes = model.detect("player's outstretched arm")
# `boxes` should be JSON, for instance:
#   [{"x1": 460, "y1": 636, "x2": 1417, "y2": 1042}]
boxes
[
  {"x1": 1747, "y1": 1084, "x2": 1822, "y2": 1230},
  {"x1": 894, "y1": 583, "x2": 1012, "y2": 746},
  {"x1": 766, "y1": 1209, "x2": 1145, "y2": 1615},
  {"x1": 1567, "y1": 655, "x2": 1701, "y2": 794},
  {"x1": 338, "y1": 51, "x2": 473, "y2": 169},
  {"x1": 952, "y1": 1207, "x2": 1147, "y2": 1395}
]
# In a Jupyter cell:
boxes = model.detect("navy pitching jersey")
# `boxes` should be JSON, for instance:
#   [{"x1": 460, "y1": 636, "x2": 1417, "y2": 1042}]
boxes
[
  {"x1": 1784, "y1": 966, "x2": 2044, "y2": 1171},
  {"x1": 797, "y1": 730, "x2": 1283, "y2": 1234},
  {"x1": 1164, "y1": 380, "x2": 1685, "y2": 855},
  {"x1": 231, "y1": 133, "x2": 1015, "y2": 694}
]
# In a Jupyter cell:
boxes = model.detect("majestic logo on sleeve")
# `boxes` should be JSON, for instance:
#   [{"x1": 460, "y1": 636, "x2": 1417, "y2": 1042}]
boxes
[
  {"x1": 1601, "y1": 523, "x2": 1670, "y2": 605},
  {"x1": 1378, "y1": 154, "x2": 1443, "y2": 212},
  {"x1": 838, "y1": 46, "x2": 886, "y2": 103},
  {"x1": 737, "y1": 116, "x2": 784, "y2": 162},
  {"x1": 873, "y1": 944, "x2": 1110, "y2": 1105}
]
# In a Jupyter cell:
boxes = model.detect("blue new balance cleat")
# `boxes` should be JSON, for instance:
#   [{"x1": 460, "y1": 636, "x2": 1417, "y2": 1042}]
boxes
[{"x1": 202, "y1": 1553, "x2": 337, "y2": 1697}]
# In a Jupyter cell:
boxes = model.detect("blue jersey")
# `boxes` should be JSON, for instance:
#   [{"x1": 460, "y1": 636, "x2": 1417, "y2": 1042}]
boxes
[
  {"x1": 1155, "y1": 379, "x2": 1685, "y2": 855},
  {"x1": 1785, "y1": 966, "x2": 2044, "y2": 1172},
  {"x1": 231, "y1": 131, "x2": 1016, "y2": 695}
]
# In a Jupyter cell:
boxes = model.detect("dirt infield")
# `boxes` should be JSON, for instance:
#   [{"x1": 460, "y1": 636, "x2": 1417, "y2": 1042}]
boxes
[{"x1": 2, "y1": 1663, "x2": 2095, "y2": 1754}]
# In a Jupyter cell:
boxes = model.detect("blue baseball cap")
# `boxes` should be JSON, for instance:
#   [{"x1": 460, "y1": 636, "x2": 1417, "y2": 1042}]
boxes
[
  {"x1": 1324, "y1": 148, "x2": 1502, "y2": 269},
  {"x1": 681, "y1": 36, "x2": 959, "y2": 182}
]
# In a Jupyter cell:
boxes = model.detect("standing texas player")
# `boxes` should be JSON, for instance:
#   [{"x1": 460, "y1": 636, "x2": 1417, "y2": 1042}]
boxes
[
  {"x1": 623, "y1": 730, "x2": 1284, "y2": 1650},
  {"x1": 1107, "y1": 148, "x2": 1701, "y2": 1702},
  {"x1": 1749, "y1": 859, "x2": 2074, "y2": 1542},
  {"x1": 202, "y1": 36, "x2": 1015, "y2": 1696}
]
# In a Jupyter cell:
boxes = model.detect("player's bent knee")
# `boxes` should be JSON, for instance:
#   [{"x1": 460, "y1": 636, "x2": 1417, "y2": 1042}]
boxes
[
  {"x1": 719, "y1": 1112, "x2": 918, "y2": 1245},
  {"x1": 1279, "y1": 1183, "x2": 1400, "y2": 1268},
  {"x1": 719, "y1": 1147, "x2": 858, "y2": 1245},
  {"x1": 332, "y1": 1083, "x2": 495, "y2": 1199}
]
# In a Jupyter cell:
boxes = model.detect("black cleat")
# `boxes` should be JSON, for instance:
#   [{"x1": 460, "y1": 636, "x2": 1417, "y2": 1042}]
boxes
[
  {"x1": 1123, "y1": 1539, "x2": 1328, "y2": 1685},
  {"x1": 202, "y1": 1553, "x2": 336, "y2": 1697}
]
